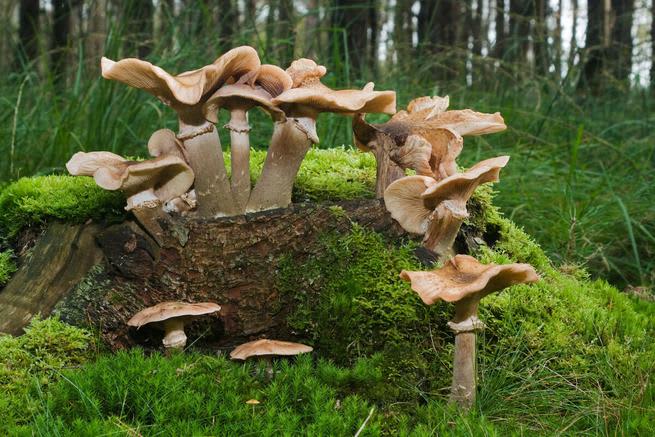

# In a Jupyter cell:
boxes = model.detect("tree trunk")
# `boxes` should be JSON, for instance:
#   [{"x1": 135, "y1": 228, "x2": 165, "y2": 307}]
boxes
[
  {"x1": 494, "y1": 0, "x2": 506, "y2": 59},
  {"x1": 568, "y1": 0, "x2": 578, "y2": 73},
  {"x1": 609, "y1": 0, "x2": 634, "y2": 83},
  {"x1": 534, "y1": 0, "x2": 548, "y2": 75},
  {"x1": 331, "y1": 0, "x2": 374, "y2": 79},
  {"x1": 87, "y1": 0, "x2": 108, "y2": 66},
  {"x1": 0, "y1": 200, "x2": 405, "y2": 349},
  {"x1": 123, "y1": 1, "x2": 154, "y2": 58},
  {"x1": 651, "y1": 1, "x2": 655, "y2": 90},
  {"x1": 16, "y1": 0, "x2": 40, "y2": 67},
  {"x1": 578, "y1": 0, "x2": 608, "y2": 93},
  {"x1": 393, "y1": 0, "x2": 414, "y2": 72},
  {"x1": 276, "y1": 0, "x2": 295, "y2": 66},
  {"x1": 51, "y1": 0, "x2": 71, "y2": 83},
  {"x1": 218, "y1": 0, "x2": 237, "y2": 50}
]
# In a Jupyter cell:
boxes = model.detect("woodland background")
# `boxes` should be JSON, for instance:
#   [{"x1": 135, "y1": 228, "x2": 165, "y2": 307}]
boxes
[{"x1": 0, "y1": 0, "x2": 653, "y2": 290}]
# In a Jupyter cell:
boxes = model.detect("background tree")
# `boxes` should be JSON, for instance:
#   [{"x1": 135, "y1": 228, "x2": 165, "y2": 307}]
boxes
[{"x1": 16, "y1": 0, "x2": 40, "y2": 67}]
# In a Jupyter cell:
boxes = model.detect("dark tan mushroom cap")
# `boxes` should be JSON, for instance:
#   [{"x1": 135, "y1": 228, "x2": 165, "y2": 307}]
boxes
[
  {"x1": 147, "y1": 129, "x2": 186, "y2": 160},
  {"x1": 285, "y1": 58, "x2": 328, "y2": 88},
  {"x1": 203, "y1": 84, "x2": 285, "y2": 123},
  {"x1": 400, "y1": 255, "x2": 539, "y2": 305},
  {"x1": 421, "y1": 156, "x2": 510, "y2": 208},
  {"x1": 422, "y1": 109, "x2": 506, "y2": 136},
  {"x1": 383, "y1": 175, "x2": 437, "y2": 234},
  {"x1": 273, "y1": 85, "x2": 396, "y2": 116},
  {"x1": 127, "y1": 302, "x2": 222, "y2": 328},
  {"x1": 101, "y1": 46, "x2": 261, "y2": 107},
  {"x1": 230, "y1": 339, "x2": 313, "y2": 360},
  {"x1": 256, "y1": 64, "x2": 293, "y2": 97}
]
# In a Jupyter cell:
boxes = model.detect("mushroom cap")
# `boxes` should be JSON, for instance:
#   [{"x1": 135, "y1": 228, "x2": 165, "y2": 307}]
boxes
[
  {"x1": 101, "y1": 46, "x2": 261, "y2": 108},
  {"x1": 421, "y1": 156, "x2": 509, "y2": 208},
  {"x1": 203, "y1": 84, "x2": 285, "y2": 123},
  {"x1": 230, "y1": 339, "x2": 313, "y2": 360},
  {"x1": 127, "y1": 302, "x2": 222, "y2": 328},
  {"x1": 407, "y1": 95, "x2": 450, "y2": 117},
  {"x1": 423, "y1": 109, "x2": 506, "y2": 136},
  {"x1": 400, "y1": 254, "x2": 539, "y2": 305},
  {"x1": 383, "y1": 175, "x2": 437, "y2": 234},
  {"x1": 286, "y1": 58, "x2": 327, "y2": 88},
  {"x1": 147, "y1": 129, "x2": 186, "y2": 160},
  {"x1": 66, "y1": 152, "x2": 194, "y2": 206},
  {"x1": 256, "y1": 64, "x2": 293, "y2": 97}
]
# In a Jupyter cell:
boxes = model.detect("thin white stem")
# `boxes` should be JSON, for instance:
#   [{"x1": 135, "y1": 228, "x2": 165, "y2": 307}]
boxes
[{"x1": 162, "y1": 318, "x2": 187, "y2": 350}]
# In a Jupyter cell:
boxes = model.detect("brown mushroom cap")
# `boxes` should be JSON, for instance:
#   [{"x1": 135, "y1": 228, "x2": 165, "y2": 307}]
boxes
[
  {"x1": 147, "y1": 129, "x2": 186, "y2": 160},
  {"x1": 256, "y1": 64, "x2": 294, "y2": 96},
  {"x1": 421, "y1": 156, "x2": 509, "y2": 208},
  {"x1": 286, "y1": 58, "x2": 328, "y2": 88},
  {"x1": 101, "y1": 46, "x2": 261, "y2": 108},
  {"x1": 383, "y1": 175, "x2": 437, "y2": 234},
  {"x1": 127, "y1": 302, "x2": 222, "y2": 328},
  {"x1": 424, "y1": 109, "x2": 506, "y2": 136},
  {"x1": 400, "y1": 254, "x2": 539, "y2": 305},
  {"x1": 203, "y1": 84, "x2": 285, "y2": 123},
  {"x1": 407, "y1": 95, "x2": 450, "y2": 117},
  {"x1": 66, "y1": 152, "x2": 194, "y2": 208},
  {"x1": 230, "y1": 339, "x2": 313, "y2": 360}
]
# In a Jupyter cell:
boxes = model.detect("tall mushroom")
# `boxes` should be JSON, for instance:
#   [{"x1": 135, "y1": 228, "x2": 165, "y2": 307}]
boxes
[
  {"x1": 353, "y1": 95, "x2": 506, "y2": 196},
  {"x1": 246, "y1": 59, "x2": 396, "y2": 212},
  {"x1": 203, "y1": 65, "x2": 292, "y2": 210},
  {"x1": 400, "y1": 255, "x2": 539, "y2": 408},
  {"x1": 384, "y1": 156, "x2": 509, "y2": 259},
  {"x1": 101, "y1": 46, "x2": 261, "y2": 217},
  {"x1": 127, "y1": 302, "x2": 221, "y2": 350}
]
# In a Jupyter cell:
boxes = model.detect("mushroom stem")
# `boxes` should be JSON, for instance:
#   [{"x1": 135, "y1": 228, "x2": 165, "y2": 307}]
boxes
[
  {"x1": 162, "y1": 318, "x2": 187, "y2": 350},
  {"x1": 178, "y1": 115, "x2": 237, "y2": 218},
  {"x1": 246, "y1": 118, "x2": 313, "y2": 212},
  {"x1": 423, "y1": 200, "x2": 469, "y2": 258},
  {"x1": 227, "y1": 109, "x2": 251, "y2": 211},
  {"x1": 448, "y1": 299, "x2": 484, "y2": 409},
  {"x1": 373, "y1": 148, "x2": 406, "y2": 198}
]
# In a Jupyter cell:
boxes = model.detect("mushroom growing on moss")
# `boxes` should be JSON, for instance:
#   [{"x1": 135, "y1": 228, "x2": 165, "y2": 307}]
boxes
[
  {"x1": 384, "y1": 156, "x2": 509, "y2": 259},
  {"x1": 101, "y1": 46, "x2": 261, "y2": 217},
  {"x1": 400, "y1": 255, "x2": 539, "y2": 408},
  {"x1": 230, "y1": 339, "x2": 313, "y2": 378},
  {"x1": 353, "y1": 95, "x2": 506, "y2": 196},
  {"x1": 246, "y1": 59, "x2": 396, "y2": 212},
  {"x1": 127, "y1": 302, "x2": 221, "y2": 350}
]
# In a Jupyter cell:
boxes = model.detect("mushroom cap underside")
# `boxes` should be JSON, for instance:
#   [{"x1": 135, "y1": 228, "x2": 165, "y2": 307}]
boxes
[
  {"x1": 230, "y1": 339, "x2": 313, "y2": 360},
  {"x1": 383, "y1": 175, "x2": 437, "y2": 234},
  {"x1": 127, "y1": 302, "x2": 222, "y2": 328},
  {"x1": 203, "y1": 84, "x2": 284, "y2": 123},
  {"x1": 400, "y1": 254, "x2": 539, "y2": 305},
  {"x1": 273, "y1": 87, "x2": 396, "y2": 116}
]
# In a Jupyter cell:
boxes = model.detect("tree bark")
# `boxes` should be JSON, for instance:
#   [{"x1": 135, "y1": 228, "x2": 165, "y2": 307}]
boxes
[
  {"x1": 651, "y1": 1, "x2": 655, "y2": 90},
  {"x1": 124, "y1": 0, "x2": 154, "y2": 58},
  {"x1": 51, "y1": 0, "x2": 71, "y2": 83},
  {"x1": 16, "y1": 0, "x2": 40, "y2": 67},
  {"x1": 331, "y1": 0, "x2": 374, "y2": 79},
  {"x1": 578, "y1": 0, "x2": 608, "y2": 93},
  {"x1": 494, "y1": 0, "x2": 506, "y2": 59},
  {"x1": 609, "y1": 0, "x2": 634, "y2": 82}
]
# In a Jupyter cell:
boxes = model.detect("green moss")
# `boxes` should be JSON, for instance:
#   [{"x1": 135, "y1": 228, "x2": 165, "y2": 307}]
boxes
[
  {"x1": 0, "y1": 249, "x2": 16, "y2": 286},
  {"x1": 0, "y1": 175, "x2": 125, "y2": 239},
  {"x1": 0, "y1": 317, "x2": 93, "y2": 429}
]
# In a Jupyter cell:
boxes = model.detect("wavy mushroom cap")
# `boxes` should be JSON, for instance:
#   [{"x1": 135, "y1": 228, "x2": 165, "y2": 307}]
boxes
[
  {"x1": 67, "y1": 152, "x2": 194, "y2": 206},
  {"x1": 230, "y1": 339, "x2": 313, "y2": 360},
  {"x1": 426, "y1": 109, "x2": 506, "y2": 136},
  {"x1": 286, "y1": 58, "x2": 328, "y2": 88},
  {"x1": 384, "y1": 175, "x2": 438, "y2": 234},
  {"x1": 407, "y1": 95, "x2": 450, "y2": 116},
  {"x1": 127, "y1": 302, "x2": 222, "y2": 328},
  {"x1": 256, "y1": 64, "x2": 293, "y2": 96},
  {"x1": 203, "y1": 84, "x2": 284, "y2": 123},
  {"x1": 101, "y1": 46, "x2": 261, "y2": 108},
  {"x1": 421, "y1": 156, "x2": 509, "y2": 208},
  {"x1": 400, "y1": 254, "x2": 539, "y2": 305},
  {"x1": 147, "y1": 129, "x2": 186, "y2": 160}
]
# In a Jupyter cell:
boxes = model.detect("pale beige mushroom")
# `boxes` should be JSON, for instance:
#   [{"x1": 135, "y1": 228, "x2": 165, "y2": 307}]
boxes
[
  {"x1": 101, "y1": 46, "x2": 261, "y2": 217},
  {"x1": 246, "y1": 59, "x2": 396, "y2": 212},
  {"x1": 353, "y1": 95, "x2": 505, "y2": 196},
  {"x1": 400, "y1": 255, "x2": 539, "y2": 409},
  {"x1": 203, "y1": 65, "x2": 292, "y2": 210},
  {"x1": 384, "y1": 156, "x2": 509, "y2": 259},
  {"x1": 230, "y1": 339, "x2": 313, "y2": 378},
  {"x1": 127, "y1": 301, "x2": 221, "y2": 350}
]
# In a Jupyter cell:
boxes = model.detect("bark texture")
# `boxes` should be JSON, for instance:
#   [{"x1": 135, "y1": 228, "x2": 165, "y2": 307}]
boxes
[{"x1": 0, "y1": 200, "x2": 404, "y2": 350}]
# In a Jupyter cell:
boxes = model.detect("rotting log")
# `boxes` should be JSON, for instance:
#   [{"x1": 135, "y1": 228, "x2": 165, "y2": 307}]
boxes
[{"x1": 0, "y1": 200, "x2": 408, "y2": 350}]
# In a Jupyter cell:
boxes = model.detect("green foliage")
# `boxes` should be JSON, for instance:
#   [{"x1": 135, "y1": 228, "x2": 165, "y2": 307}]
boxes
[
  {"x1": 0, "y1": 249, "x2": 16, "y2": 286},
  {"x1": 0, "y1": 175, "x2": 125, "y2": 239},
  {"x1": 0, "y1": 317, "x2": 93, "y2": 429}
]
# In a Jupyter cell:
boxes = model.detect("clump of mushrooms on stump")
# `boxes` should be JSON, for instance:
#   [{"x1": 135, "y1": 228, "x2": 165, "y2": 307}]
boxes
[{"x1": 401, "y1": 255, "x2": 539, "y2": 409}]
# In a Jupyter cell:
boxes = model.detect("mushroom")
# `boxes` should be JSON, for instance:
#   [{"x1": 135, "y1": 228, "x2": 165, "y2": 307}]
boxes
[
  {"x1": 66, "y1": 151, "x2": 194, "y2": 244},
  {"x1": 203, "y1": 65, "x2": 292, "y2": 210},
  {"x1": 400, "y1": 254, "x2": 539, "y2": 408},
  {"x1": 230, "y1": 339, "x2": 313, "y2": 378},
  {"x1": 127, "y1": 301, "x2": 221, "y2": 350},
  {"x1": 101, "y1": 46, "x2": 261, "y2": 217},
  {"x1": 353, "y1": 95, "x2": 506, "y2": 196},
  {"x1": 384, "y1": 156, "x2": 509, "y2": 259},
  {"x1": 246, "y1": 59, "x2": 396, "y2": 212}
]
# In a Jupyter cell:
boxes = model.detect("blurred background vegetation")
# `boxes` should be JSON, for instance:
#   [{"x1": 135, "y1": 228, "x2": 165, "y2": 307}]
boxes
[{"x1": 0, "y1": 0, "x2": 653, "y2": 290}]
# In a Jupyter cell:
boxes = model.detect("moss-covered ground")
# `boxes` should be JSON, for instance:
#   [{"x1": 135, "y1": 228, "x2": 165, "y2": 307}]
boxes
[{"x1": 1, "y1": 149, "x2": 654, "y2": 435}]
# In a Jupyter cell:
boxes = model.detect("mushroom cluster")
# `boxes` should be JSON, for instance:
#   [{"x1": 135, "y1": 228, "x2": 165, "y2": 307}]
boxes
[{"x1": 67, "y1": 47, "x2": 396, "y2": 221}]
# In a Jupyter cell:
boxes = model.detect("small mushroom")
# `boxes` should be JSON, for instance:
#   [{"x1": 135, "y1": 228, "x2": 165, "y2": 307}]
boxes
[
  {"x1": 127, "y1": 302, "x2": 221, "y2": 350},
  {"x1": 101, "y1": 46, "x2": 261, "y2": 217},
  {"x1": 400, "y1": 255, "x2": 539, "y2": 409},
  {"x1": 246, "y1": 59, "x2": 396, "y2": 212},
  {"x1": 230, "y1": 339, "x2": 313, "y2": 378},
  {"x1": 384, "y1": 156, "x2": 509, "y2": 259},
  {"x1": 353, "y1": 95, "x2": 505, "y2": 196}
]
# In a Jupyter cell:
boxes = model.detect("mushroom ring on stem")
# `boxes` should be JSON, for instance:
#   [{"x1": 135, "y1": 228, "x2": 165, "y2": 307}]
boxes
[
  {"x1": 246, "y1": 59, "x2": 396, "y2": 213},
  {"x1": 127, "y1": 302, "x2": 222, "y2": 350},
  {"x1": 101, "y1": 46, "x2": 261, "y2": 217},
  {"x1": 384, "y1": 156, "x2": 509, "y2": 259},
  {"x1": 400, "y1": 254, "x2": 539, "y2": 409},
  {"x1": 353, "y1": 95, "x2": 506, "y2": 196}
]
